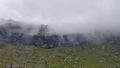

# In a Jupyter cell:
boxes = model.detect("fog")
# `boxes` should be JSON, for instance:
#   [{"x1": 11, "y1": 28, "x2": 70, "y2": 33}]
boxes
[{"x1": 0, "y1": 0, "x2": 120, "y2": 34}]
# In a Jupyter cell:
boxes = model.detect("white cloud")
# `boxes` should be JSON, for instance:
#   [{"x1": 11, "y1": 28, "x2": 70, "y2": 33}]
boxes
[{"x1": 0, "y1": 0, "x2": 119, "y2": 34}]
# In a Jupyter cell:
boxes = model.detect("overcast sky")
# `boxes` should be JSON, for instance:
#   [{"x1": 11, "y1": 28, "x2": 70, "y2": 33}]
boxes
[{"x1": 0, "y1": 0, "x2": 120, "y2": 34}]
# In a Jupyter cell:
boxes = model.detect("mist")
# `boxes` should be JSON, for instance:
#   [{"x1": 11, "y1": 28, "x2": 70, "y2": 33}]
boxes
[{"x1": 0, "y1": 0, "x2": 120, "y2": 34}]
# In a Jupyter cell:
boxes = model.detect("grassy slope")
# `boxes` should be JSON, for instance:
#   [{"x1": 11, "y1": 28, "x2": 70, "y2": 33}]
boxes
[{"x1": 0, "y1": 43, "x2": 119, "y2": 68}]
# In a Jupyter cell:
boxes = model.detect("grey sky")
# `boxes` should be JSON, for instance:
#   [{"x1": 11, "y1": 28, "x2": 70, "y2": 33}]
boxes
[{"x1": 0, "y1": 0, "x2": 120, "y2": 34}]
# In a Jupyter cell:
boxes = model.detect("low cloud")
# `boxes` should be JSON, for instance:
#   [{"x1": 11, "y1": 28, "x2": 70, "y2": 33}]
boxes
[{"x1": 0, "y1": 0, "x2": 120, "y2": 34}]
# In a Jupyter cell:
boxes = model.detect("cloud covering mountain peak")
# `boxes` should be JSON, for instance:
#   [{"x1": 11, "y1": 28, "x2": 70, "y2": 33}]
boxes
[{"x1": 0, "y1": 0, "x2": 120, "y2": 34}]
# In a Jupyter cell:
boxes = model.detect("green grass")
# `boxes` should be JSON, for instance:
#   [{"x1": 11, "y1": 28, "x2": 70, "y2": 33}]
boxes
[{"x1": 0, "y1": 43, "x2": 119, "y2": 68}]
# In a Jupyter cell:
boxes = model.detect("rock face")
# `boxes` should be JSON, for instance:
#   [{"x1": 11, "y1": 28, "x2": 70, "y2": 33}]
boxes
[
  {"x1": 0, "y1": 19, "x2": 89, "y2": 48},
  {"x1": 0, "y1": 19, "x2": 120, "y2": 48},
  {"x1": 32, "y1": 35, "x2": 59, "y2": 48}
]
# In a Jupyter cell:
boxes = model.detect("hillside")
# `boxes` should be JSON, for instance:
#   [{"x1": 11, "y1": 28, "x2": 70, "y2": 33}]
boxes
[
  {"x1": 0, "y1": 42, "x2": 119, "y2": 68},
  {"x1": 0, "y1": 19, "x2": 120, "y2": 68}
]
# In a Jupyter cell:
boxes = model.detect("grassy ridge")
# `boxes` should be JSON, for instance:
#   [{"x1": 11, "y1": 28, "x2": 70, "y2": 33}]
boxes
[{"x1": 0, "y1": 43, "x2": 119, "y2": 68}]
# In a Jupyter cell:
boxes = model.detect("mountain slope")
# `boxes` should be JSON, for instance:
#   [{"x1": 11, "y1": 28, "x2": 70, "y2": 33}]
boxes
[{"x1": 0, "y1": 42, "x2": 119, "y2": 68}]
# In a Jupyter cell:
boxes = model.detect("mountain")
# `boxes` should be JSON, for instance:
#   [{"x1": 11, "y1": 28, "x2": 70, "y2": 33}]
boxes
[{"x1": 0, "y1": 19, "x2": 120, "y2": 48}]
